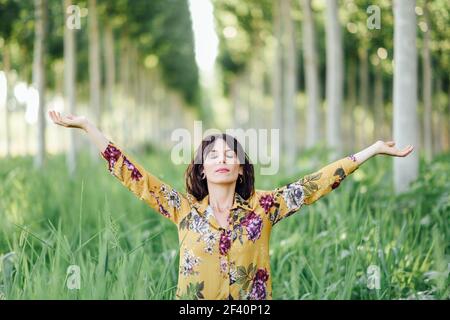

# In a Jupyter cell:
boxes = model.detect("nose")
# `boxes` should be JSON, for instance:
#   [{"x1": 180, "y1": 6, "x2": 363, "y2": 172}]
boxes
[{"x1": 217, "y1": 151, "x2": 227, "y2": 164}]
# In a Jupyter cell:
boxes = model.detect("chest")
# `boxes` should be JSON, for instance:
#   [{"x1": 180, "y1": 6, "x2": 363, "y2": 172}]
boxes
[
  {"x1": 212, "y1": 209, "x2": 230, "y2": 229},
  {"x1": 178, "y1": 206, "x2": 268, "y2": 256}
]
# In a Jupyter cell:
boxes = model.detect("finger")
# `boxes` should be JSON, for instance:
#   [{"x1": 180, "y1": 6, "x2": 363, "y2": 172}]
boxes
[
  {"x1": 56, "y1": 112, "x2": 66, "y2": 125},
  {"x1": 50, "y1": 111, "x2": 58, "y2": 123},
  {"x1": 62, "y1": 113, "x2": 74, "y2": 123},
  {"x1": 54, "y1": 111, "x2": 62, "y2": 124},
  {"x1": 53, "y1": 111, "x2": 60, "y2": 123},
  {"x1": 399, "y1": 146, "x2": 413, "y2": 157},
  {"x1": 56, "y1": 112, "x2": 68, "y2": 127}
]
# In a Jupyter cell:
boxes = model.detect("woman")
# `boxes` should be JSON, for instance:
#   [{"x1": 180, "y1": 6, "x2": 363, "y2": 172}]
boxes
[{"x1": 48, "y1": 110, "x2": 414, "y2": 300}]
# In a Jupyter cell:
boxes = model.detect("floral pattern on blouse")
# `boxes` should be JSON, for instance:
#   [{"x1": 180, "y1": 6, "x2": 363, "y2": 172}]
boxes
[
  {"x1": 101, "y1": 142, "x2": 360, "y2": 300},
  {"x1": 181, "y1": 249, "x2": 201, "y2": 277}
]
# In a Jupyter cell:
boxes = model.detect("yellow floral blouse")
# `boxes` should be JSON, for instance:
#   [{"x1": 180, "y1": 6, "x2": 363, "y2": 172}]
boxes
[{"x1": 100, "y1": 141, "x2": 360, "y2": 300}]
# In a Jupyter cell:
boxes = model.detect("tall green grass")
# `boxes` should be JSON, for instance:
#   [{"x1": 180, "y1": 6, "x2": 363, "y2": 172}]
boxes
[{"x1": 0, "y1": 148, "x2": 448, "y2": 299}]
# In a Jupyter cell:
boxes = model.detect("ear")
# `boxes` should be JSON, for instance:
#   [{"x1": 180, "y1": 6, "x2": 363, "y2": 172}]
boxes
[
  {"x1": 239, "y1": 166, "x2": 243, "y2": 175},
  {"x1": 200, "y1": 166, "x2": 206, "y2": 179}
]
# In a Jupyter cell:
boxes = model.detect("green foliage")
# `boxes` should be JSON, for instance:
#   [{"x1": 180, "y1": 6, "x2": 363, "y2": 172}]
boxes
[
  {"x1": 100, "y1": 0, "x2": 199, "y2": 104},
  {"x1": 0, "y1": 0, "x2": 199, "y2": 105},
  {"x1": 178, "y1": 281, "x2": 205, "y2": 300},
  {"x1": 0, "y1": 0, "x2": 21, "y2": 40},
  {"x1": 213, "y1": 0, "x2": 272, "y2": 92},
  {"x1": 0, "y1": 148, "x2": 448, "y2": 299}
]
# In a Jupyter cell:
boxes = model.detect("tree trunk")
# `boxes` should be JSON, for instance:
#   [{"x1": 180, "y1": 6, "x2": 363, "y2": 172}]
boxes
[
  {"x1": 231, "y1": 76, "x2": 241, "y2": 129},
  {"x1": 254, "y1": 54, "x2": 265, "y2": 131},
  {"x1": 132, "y1": 45, "x2": 140, "y2": 146},
  {"x1": 441, "y1": 77, "x2": 449, "y2": 152},
  {"x1": 325, "y1": 0, "x2": 343, "y2": 160},
  {"x1": 447, "y1": 80, "x2": 450, "y2": 151},
  {"x1": 301, "y1": 0, "x2": 320, "y2": 148},
  {"x1": 243, "y1": 67, "x2": 251, "y2": 130},
  {"x1": 120, "y1": 35, "x2": 130, "y2": 144},
  {"x1": 103, "y1": 23, "x2": 115, "y2": 134},
  {"x1": 422, "y1": 0, "x2": 432, "y2": 163},
  {"x1": 433, "y1": 77, "x2": 443, "y2": 154},
  {"x1": 358, "y1": 48, "x2": 369, "y2": 148},
  {"x1": 33, "y1": 0, "x2": 47, "y2": 168},
  {"x1": 139, "y1": 67, "x2": 147, "y2": 140},
  {"x1": 154, "y1": 74, "x2": 161, "y2": 144},
  {"x1": 3, "y1": 42, "x2": 11, "y2": 157},
  {"x1": 272, "y1": 0, "x2": 283, "y2": 168},
  {"x1": 347, "y1": 60, "x2": 357, "y2": 151},
  {"x1": 53, "y1": 61, "x2": 64, "y2": 153},
  {"x1": 374, "y1": 63, "x2": 384, "y2": 140},
  {"x1": 393, "y1": 0, "x2": 419, "y2": 194},
  {"x1": 88, "y1": 0, "x2": 101, "y2": 161},
  {"x1": 281, "y1": 0, "x2": 297, "y2": 173},
  {"x1": 64, "y1": 0, "x2": 77, "y2": 176}
]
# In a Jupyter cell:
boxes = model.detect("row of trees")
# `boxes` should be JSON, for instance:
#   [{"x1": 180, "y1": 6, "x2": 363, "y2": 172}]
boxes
[
  {"x1": 0, "y1": 0, "x2": 199, "y2": 174},
  {"x1": 213, "y1": 0, "x2": 449, "y2": 192},
  {"x1": 1, "y1": 0, "x2": 449, "y2": 194}
]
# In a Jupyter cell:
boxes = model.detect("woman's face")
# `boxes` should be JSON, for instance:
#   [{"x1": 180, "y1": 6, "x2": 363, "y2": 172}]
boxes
[{"x1": 202, "y1": 138, "x2": 243, "y2": 185}]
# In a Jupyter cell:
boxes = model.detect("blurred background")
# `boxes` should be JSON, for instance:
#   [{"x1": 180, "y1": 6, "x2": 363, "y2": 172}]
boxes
[{"x1": 0, "y1": 0, "x2": 448, "y2": 300}]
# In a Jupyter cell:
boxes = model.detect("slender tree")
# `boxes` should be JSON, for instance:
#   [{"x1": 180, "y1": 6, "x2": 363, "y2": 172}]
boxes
[
  {"x1": 272, "y1": 0, "x2": 283, "y2": 167},
  {"x1": 374, "y1": 61, "x2": 384, "y2": 140},
  {"x1": 33, "y1": 0, "x2": 48, "y2": 168},
  {"x1": 422, "y1": 0, "x2": 433, "y2": 163},
  {"x1": 88, "y1": 0, "x2": 102, "y2": 160},
  {"x1": 2, "y1": 43, "x2": 11, "y2": 157},
  {"x1": 301, "y1": 0, "x2": 320, "y2": 148},
  {"x1": 281, "y1": 0, "x2": 297, "y2": 172},
  {"x1": 325, "y1": 0, "x2": 344, "y2": 160},
  {"x1": 103, "y1": 22, "x2": 115, "y2": 133},
  {"x1": 393, "y1": 0, "x2": 419, "y2": 193},
  {"x1": 64, "y1": 0, "x2": 77, "y2": 176},
  {"x1": 358, "y1": 47, "x2": 369, "y2": 148}
]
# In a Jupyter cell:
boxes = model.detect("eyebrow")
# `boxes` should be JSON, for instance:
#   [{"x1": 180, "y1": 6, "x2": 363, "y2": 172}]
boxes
[{"x1": 210, "y1": 148, "x2": 233, "y2": 152}]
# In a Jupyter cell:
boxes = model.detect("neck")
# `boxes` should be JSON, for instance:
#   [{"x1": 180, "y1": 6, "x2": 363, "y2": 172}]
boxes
[{"x1": 207, "y1": 182, "x2": 236, "y2": 211}]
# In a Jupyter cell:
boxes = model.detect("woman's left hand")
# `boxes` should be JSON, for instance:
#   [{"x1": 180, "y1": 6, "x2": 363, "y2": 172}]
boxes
[{"x1": 374, "y1": 140, "x2": 414, "y2": 157}]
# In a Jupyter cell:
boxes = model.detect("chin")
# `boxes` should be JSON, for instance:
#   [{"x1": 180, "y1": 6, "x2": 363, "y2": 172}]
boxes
[{"x1": 209, "y1": 178, "x2": 237, "y2": 184}]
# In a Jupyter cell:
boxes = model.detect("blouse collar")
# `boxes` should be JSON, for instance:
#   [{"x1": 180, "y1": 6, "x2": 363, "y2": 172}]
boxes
[{"x1": 188, "y1": 192, "x2": 254, "y2": 214}]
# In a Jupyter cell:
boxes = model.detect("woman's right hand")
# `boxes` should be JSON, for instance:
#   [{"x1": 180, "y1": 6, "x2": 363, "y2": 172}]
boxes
[{"x1": 48, "y1": 110, "x2": 89, "y2": 131}]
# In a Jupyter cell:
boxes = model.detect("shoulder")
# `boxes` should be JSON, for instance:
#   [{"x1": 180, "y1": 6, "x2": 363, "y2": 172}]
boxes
[{"x1": 253, "y1": 189, "x2": 276, "y2": 206}]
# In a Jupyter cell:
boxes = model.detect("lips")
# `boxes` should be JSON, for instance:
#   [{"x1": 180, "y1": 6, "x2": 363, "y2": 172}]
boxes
[{"x1": 215, "y1": 168, "x2": 230, "y2": 173}]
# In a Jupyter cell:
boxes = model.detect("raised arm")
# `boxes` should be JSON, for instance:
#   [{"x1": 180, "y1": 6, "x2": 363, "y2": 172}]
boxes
[
  {"x1": 48, "y1": 110, "x2": 108, "y2": 152},
  {"x1": 258, "y1": 140, "x2": 414, "y2": 226},
  {"x1": 48, "y1": 111, "x2": 190, "y2": 225}
]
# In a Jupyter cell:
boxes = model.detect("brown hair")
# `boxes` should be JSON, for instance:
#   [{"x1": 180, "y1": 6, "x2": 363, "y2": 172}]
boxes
[{"x1": 185, "y1": 133, "x2": 255, "y2": 201}]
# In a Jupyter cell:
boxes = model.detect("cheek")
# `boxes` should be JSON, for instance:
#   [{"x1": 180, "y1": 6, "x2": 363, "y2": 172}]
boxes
[
  {"x1": 202, "y1": 163, "x2": 214, "y2": 176},
  {"x1": 229, "y1": 165, "x2": 241, "y2": 176}
]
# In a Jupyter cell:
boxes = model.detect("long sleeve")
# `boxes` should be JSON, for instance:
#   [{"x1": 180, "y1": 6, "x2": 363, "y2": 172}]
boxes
[
  {"x1": 260, "y1": 155, "x2": 360, "y2": 226},
  {"x1": 100, "y1": 141, "x2": 189, "y2": 225}
]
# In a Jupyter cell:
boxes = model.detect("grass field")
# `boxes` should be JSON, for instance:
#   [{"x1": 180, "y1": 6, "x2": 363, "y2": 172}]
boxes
[{"x1": 0, "y1": 147, "x2": 448, "y2": 299}]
